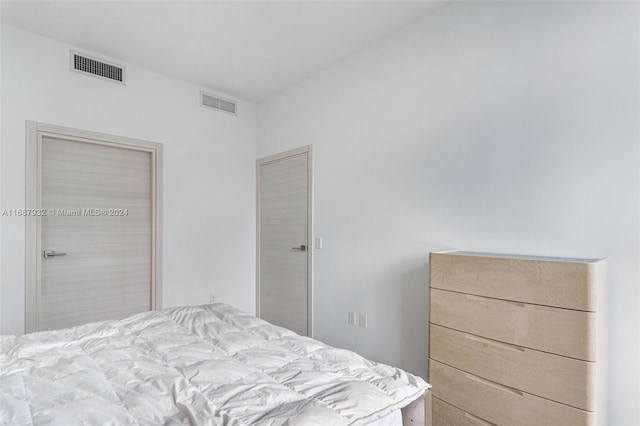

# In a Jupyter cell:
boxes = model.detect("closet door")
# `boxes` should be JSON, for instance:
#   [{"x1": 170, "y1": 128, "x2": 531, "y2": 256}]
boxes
[
  {"x1": 257, "y1": 146, "x2": 312, "y2": 336},
  {"x1": 26, "y1": 123, "x2": 163, "y2": 332}
]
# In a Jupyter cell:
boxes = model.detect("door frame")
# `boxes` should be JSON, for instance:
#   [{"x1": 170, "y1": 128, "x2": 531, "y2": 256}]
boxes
[
  {"x1": 25, "y1": 121, "x2": 163, "y2": 333},
  {"x1": 256, "y1": 145, "x2": 313, "y2": 336}
]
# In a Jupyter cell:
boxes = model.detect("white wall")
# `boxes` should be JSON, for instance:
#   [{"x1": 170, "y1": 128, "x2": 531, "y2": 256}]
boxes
[
  {"x1": 0, "y1": 25, "x2": 258, "y2": 335},
  {"x1": 258, "y1": 2, "x2": 639, "y2": 424}
]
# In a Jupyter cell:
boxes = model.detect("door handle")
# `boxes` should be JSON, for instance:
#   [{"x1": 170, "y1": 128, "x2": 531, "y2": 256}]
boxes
[
  {"x1": 43, "y1": 250, "x2": 67, "y2": 259},
  {"x1": 292, "y1": 245, "x2": 307, "y2": 252}
]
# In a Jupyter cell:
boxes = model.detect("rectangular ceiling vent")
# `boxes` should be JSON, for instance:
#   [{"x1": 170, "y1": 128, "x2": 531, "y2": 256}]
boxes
[
  {"x1": 70, "y1": 50, "x2": 125, "y2": 84},
  {"x1": 201, "y1": 91, "x2": 237, "y2": 116}
]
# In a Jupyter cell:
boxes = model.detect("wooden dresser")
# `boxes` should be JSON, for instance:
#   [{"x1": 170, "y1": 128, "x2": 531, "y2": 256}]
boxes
[{"x1": 428, "y1": 251, "x2": 606, "y2": 426}]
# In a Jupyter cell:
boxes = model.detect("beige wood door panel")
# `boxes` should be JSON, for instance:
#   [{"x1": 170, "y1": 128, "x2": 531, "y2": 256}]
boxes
[
  {"x1": 39, "y1": 137, "x2": 153, "y2": 331},
  {"x1": 257, "y1": 147, "x2": 311, "y2": 336},
  {"x1": 430, "y1": 288, "x2": 596, "y2": 360},
  {"x1": 429, "y1": 252, "x2": 601, "y2": 312},
  {"x1": 429, "y1": 324, "x2": 595, "y2": 410},
  {"x1": 26, "y1": 122, "x2": 162, "y2": 333},
  {"x1": 429, "y1": 359, "x2": 594, "y2": 426}
]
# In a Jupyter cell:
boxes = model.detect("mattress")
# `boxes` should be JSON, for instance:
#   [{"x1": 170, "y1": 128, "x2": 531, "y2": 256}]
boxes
[
  {"x1": 365, "y1": 409, "x2": 402, "y2": 426},
  {"x1": 0, "y1": 303, "x2": 428, "y2": 425}
]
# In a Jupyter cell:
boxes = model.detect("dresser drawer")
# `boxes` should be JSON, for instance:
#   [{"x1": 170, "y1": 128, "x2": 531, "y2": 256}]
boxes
[
  {"x1": 430, "y1": 289, "x2": 596, "y2": 360},
  {"x1": 433, "y1": 397, "x2": 495, "y2": 426},
  {"x1": 429, "y1": 324, "x2": 595, "y2": 410},
  {"x1": 429, "y1": 359, "x2": 594, "y2": 426},
  {"x1": 429, "y1": 252, "x2": 602, "y2": 311}
]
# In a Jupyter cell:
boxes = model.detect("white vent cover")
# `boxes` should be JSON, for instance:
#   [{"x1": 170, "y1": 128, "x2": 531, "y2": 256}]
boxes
[
  {"x1": 70, "y1": 50, "x2": 125, "y2": 84},
  {"x1": 201, "y1": 91, "x2": 237, "y2": 115}
]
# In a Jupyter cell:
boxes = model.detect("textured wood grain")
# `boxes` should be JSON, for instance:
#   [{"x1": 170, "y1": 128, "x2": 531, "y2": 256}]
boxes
[
  {"x1": 429, "y1": 252, "x2": 601, "y2": 311},
  {"x1": 429, "y1": 360, "x2": 594, "y2": 426},
  {"x1": 428, "y1": 251, "x2": 605, "y2": 424},
  {"x1": 430, "y1": 288, "x2": 596, "y2": 361},
  {"x1": 40, "y1": 137, "x2": 152, "y2": 331},
  {"x1": 258, "y1": 153, "x2": 308, "y2": 336},
  {"x1": 430, "y1": 324, "x2": 595, "y2": 410},
  {"x1": 433, "y1": 397, "x2": 495, "y2": 426}
]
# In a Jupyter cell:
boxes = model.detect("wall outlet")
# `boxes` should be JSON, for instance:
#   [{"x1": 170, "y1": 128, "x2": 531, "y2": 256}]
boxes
[
  {"x1": 209, "y1": 294, "x2": 216, "y2": 304},
  {"x1": 357, "y1": 313, "x2": 368, "y2": 328},
  {"x1": 348, "y1": 311, "x2": 356, "y2": 325}
]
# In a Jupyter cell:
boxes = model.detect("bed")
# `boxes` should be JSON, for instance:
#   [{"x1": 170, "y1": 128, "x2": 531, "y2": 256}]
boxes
[{"x1": 0, "y1": 303, "x2": 430, "y2": 425}]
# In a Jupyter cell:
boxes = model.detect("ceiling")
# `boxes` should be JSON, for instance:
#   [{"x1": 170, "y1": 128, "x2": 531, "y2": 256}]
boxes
[{"x1": 1, "y1": 1, "x2": 443, "y2": 103}]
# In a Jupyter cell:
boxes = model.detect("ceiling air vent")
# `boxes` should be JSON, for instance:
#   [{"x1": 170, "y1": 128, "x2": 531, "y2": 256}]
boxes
[
  {"x1": 201, "y1": 91, "x2": 237, "y2": 116},
  {"x1": 70, "y1": 50, "x2": 125, "y2": 84}
]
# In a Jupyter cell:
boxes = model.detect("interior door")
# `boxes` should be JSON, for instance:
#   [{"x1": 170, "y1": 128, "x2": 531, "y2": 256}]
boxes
[
  {"x1": 26, "y1": 122, "x2": 162, "y2": 332},
  {"x1": 257, "y1": 146, "x2": 312, "y2": 336}
]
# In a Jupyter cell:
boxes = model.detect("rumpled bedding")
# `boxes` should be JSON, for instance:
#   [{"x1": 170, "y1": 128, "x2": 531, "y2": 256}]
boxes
[{"x1": 0, "y1": 303, "x2": 429, "y2": 425}]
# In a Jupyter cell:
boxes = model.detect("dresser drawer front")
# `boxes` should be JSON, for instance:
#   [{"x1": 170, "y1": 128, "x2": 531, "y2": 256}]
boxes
[
  {"x1": 433, "y1": 397, "x2": 495, "y2": 426},
  {"x1": 429, "y1": 359, "x2": 594, "y2": 426},
  {"x1": 429, "y1": 324, "x2": 595, "y2": 410},
  {"x1": 430, "y1": 288, "x2": 596, "y2": 360},
  {"x1": 429, "y1": 252, "x2": 601, "y2": 311}
]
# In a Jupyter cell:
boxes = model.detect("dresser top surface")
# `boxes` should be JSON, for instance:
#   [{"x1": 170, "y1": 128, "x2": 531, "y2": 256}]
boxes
[{"x1": 432, "y1": 250, "x2": 604, "y2": 264}]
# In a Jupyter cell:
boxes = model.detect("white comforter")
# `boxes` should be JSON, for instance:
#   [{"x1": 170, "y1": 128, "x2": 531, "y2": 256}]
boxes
[{"x1": 0, "y1": 303, "x2": 428, "y2": 425}]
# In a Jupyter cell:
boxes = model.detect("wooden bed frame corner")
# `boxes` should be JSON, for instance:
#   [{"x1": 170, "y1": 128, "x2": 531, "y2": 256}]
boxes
[{"x1": 401, "y1": 389, "x2": 432, "y2": 426}]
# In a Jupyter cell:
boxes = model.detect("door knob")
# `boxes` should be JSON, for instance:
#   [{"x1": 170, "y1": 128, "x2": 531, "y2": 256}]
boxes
[
  {"x1": 292, "y1": 245, "x2": 307, "y2": 252},
  {"x1": 43, "y1": 250, "x2": 67, "y2": 259}
]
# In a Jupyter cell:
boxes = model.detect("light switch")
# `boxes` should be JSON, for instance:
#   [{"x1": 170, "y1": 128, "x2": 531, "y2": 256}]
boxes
[{"x1": 315, "y1": 237, "x2": 323, "y2": 249}]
